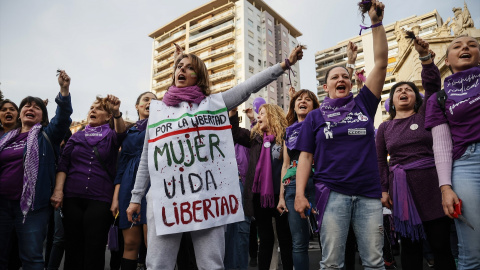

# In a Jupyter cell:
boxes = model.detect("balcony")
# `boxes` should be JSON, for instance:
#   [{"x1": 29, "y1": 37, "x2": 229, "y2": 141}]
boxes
[
  {"x1": 152, "y1": 78, "x2": 171, "y2": 90},
  {"x1": 209, "y1": 68, "x2": 235, "y2": 82},
  {"x1": 198, "y1": 44, "x2": 234, "y2": 60},
  {"x1": 210, "y1": 81, "x2": 235, "y2": 92},
  {"x1": 190, "y1": 10, "x2": 234, "y2": 32},
  {"x1": 153, "y1": 67, "x2": 173, "y2": 80},
  {"x1": 155, "y1": 29, "x2": 186, "y2": 49},
  {"x1": 205, "y1": 56, "x2": 235, "y2": 70},
  {"x1": 154, "y1": 40, "x2": 185, "y2": 60},
  {"x1": 189, "y1": 33, "x2": 234, "y2": 53},
  {"x1": 154, "y1": 56, "x2": 174, "y2": 69},
  {"x1": 189, "y1": 20, "x2": 234, "y2": 43}
]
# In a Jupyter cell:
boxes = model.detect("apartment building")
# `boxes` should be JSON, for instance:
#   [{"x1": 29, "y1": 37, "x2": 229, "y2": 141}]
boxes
[
  {"x1": 314, "y1": 10, "x2": 443, "y2": 126},
  {"x1": 148, "y1": 0, "x2": 301, "y2": 127}
]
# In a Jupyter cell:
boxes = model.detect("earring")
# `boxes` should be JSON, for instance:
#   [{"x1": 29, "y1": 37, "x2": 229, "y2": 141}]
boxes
[{"x1": 392, "y1": 105, "x2": 395, "y2": 110}]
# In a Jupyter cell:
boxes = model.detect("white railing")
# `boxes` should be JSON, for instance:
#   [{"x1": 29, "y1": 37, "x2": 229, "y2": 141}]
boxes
[
  {"x1": 156, "y1": 30, "x2": 186, "y2": 49},
  {"x1": 153, "y1": 68, "x2": 172, "y2": 79},
  {"x1": 189, "y1": 33, "x2": 234, "y2": 52},
  {"x1": 154, "y1": 56, "x2": 174, "y2": 68},
  {"x1": 153, "y1": 78, "x2": 171, "y2": 89},
  {"x1": 190, "y1": 10, "x2": 234, "y2": 31},
  {"x1": 210, "y1": 81, "x2": 234, "y2": 91},
  {"x1": 199, "y1": 44, "x2": 234, "y2": 59},
  {"x1": 210, "y1": 68, "x2": 234, "y2": 80},
  {"x1": 205, "y1": 56, "x2": 235, "y2": 69},
  {"x1": 190, "y1": 21, "x2": 234, "y2": 41}
]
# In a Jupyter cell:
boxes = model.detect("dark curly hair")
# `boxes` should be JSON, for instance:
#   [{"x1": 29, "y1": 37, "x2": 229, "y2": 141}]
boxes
[{"x1": 387, "y1": 81, "x2": 423, "y2": 120}]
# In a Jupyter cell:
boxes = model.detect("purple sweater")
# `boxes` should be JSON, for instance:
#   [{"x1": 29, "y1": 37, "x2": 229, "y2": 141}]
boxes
[{"x1": 375, "y1": 62, "x2": 444, "y2": 221}]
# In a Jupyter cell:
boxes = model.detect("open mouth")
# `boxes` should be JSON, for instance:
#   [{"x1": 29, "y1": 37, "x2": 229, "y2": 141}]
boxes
[
  {"x1": 90, "y1": 115, "x2": 97, "y2": 120},
  {"x1": 177, "y1": 74, "x2": 186, "y2": 82},
  {"x1": 298, "y1": 105, "x2": 307, "y2": 110},
  {"x1": 25, "y1": 113, "x2": 35, "y2": 119},
  {"x1": 5, "y1": 115, "x2": 13, "y2": 121},
  {"x1": 146, "y1": 105, "x2": 150, "y2": 112},
  {"x1": 459, "y1": 53, "x2": 471, "y2": 59},
  {"x1": 400, "y1": 95, "x2": 408, "y2": 101},
  {"x1": 336, "y1": 85, "x2": 346, "y2": 91}
]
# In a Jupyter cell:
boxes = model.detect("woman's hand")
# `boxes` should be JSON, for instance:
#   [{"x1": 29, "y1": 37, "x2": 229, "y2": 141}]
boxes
[
  {"x1": 441, "y1": 185, "x2": 459, "y2": 218},
  {"x1": 282, "y1": 46, "x2": 304, "y2": 69},
  {"x1": 127, "y1": 203, "x2": 141, "y2": 223},
  {"x1": 381, "y1": 192, "x2": 393, "y2": 209},
  {"x1": 277, "y1": 197, "x2": 288, "y2": 215},
  {"x1": 58, "y1": 70, "x2": 70, "y2": 96},
  {"x1": 50, "y1": 189, "x2": 64, "y2": 210},
  {"x1": 106, "y1": 94, "x2": 121, "y2": 117},
  {"x1": 110, "y1": 198, "x2": 119, "y2": 217},
  {"x1": 288, "y1": 87, "x2": 296, "y2": 100},
  {"x1": 347, "y1": 41, "x2": 358, "y2": 64},
  {"x1": 369, "y1": 0, "x2": 385, "y2": 24},
  {"x1": 414, "y1": 37, "x2": 430, "y2": 57},
  {"x1": 244, "y1": 108, "x2": 255, "y2": 121},
  {"x1": 294, "y1": 194, "x2": 310, "y2": 219}
]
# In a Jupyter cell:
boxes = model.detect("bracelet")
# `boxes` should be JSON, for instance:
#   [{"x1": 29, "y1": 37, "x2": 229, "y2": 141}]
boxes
[
  {"x1": 346, "y1": 63, "x2": 355, "y2": 69},
  {"x1": 359, "y1": 21, "x2": 383, "y2": 35},
  {"x1": 113, "y1": 112, "x2": 123, "y2": 119},
  {"x1": 419, "y1": 53, "x2": 432, "y2": 62},
  {"x1": 284, "y1": 58, "x2": 296, "y2": 86}
]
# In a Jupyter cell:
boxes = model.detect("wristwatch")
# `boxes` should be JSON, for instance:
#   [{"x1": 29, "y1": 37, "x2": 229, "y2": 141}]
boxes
[
  {"x1": 346, "y1": 63, "x2": 355, "y2": 69},
  {"x1": 419, "y1": 53, "x2": 432, "y2": 62}
]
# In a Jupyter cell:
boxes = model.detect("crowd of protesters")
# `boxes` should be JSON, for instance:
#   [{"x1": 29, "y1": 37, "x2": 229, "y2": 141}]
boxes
[{"x1": 1, "y1": 0, "x2": 480, "y2": 269}]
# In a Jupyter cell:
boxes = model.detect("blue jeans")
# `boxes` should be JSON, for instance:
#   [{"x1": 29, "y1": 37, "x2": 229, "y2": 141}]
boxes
[
  {"x1": 452, "y1": 143, "x2": 480, "y2": 270},
  {"x1": 320, "y1": 191, "x2": 384, "y2": 270},
  {"x1": 47, "y1": 208, "x2": 65, "y2": 270},
  {"x1": 284, "y1": 178, "x2": 315, "y2": 270},
  {"x1": 0, "y1": 198, "x2": 51, "y2": 270},
  {"x1": 224, "y1": 181, "x2": 251, "y2": 270}
]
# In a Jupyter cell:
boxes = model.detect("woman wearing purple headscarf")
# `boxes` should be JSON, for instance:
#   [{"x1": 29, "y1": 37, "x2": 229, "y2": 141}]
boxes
[
  {"x1": 376, "y1": 38, "x2": 456, "y2": 270},
  {"x1": 0, "y1": 71, "x2": 72, "y2": 269}
]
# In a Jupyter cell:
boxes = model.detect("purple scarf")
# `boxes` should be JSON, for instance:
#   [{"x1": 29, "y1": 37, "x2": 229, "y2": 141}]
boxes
[
  {"x1": 320, "y1": 93, "x2": 356, "y2": 123},
  {"x1": 444, "y1": 66, "x2": 480, "y2": 103},
  {"x1": 252, "y1": 133, "x2": 275, "y2": 208},
  {"x1": 136, "y1": 118, "x2": 148, "y2": 132},
  {"x1": 390, "y1": 157, "x2": 434, "y2": 241},
  {"x1": 163, "y1": 85, "x2": 206, "y2": 106},
  {"x1": 285, "y1": 121, "x2": 303, "y2": 150},
  {"x1": 0, "y1": 123, "x2": 42, "y2": 222},
  {"x1": 84, "y1": 123, "x2": 111, "y2": 146}
]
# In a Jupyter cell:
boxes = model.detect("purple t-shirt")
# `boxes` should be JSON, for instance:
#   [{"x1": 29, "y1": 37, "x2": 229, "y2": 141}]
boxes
[
  {"x1": 58, "y1": 129, "x2": 125, "y2": 203},
  {"x1": 0, "y1": 132, "x2": 28, "y2": 200},
  {"x1": 295, "y1": 85, "x2": 382, "y2": 198},
  {"x1": 425, "y1": 89, "x2": 480, "y2": 160}
]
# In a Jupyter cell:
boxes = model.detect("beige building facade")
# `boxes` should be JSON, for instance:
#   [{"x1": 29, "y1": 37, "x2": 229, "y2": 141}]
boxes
[
  {"x1": 314, "y1": 2, "x2": 480, "y2": 128},
  {"x1": 148, "y1": 0, "x2": 302, "y2": 128}
]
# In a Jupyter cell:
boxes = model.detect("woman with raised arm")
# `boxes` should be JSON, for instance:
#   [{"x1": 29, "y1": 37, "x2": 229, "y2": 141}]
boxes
[
  {"x1": 276, "y1": 88, "x2": 319, "y2": 269},
  {"x1": 126, "y1": 46, "x2": 303, "y2": 269},
  {"x1": 111, "y1": 91, "x2": 156, "y2": 270},
  {"x1": 50, "y1": 94, "x2": 126, "y2": 270},
  {"x1": 0, "y1": 71, "x2": 72, "y2": 269},
  {"x1": 425, "y1": 35, "x2": 480, "y2": 269},
  {"x1": 376, "y1": 38, "x2": 456, "y2": 270},
  {"x1": 294, "y1": 1, "x2": 388, "y2": 268}
]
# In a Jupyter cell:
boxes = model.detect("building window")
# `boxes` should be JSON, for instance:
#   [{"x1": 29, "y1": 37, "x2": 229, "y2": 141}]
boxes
[
  {"x1": 269, "y1": 86, "x2": 275, "y2": 92},
  {"x1": 258, "y1": 39, "x2": 261, "y2": 45},
  {"x1": 292, "y1": 41, "x2": 296, "y2": 47},
  {"x1": 268, "y1": 40, "x2": 273, "y2": 47},
  {"x1": 257, "y1": 25, "x2": 261, "y2": 32},
  {"x1": 267, "y1": 19, "x2": 272, "y2": 26},
  {"x1": 248, "y1": 7, "x2": 253, "y2": 15},
  {"x1": 249, "y1": 66, "x2": 254, "y2": 73},
  {"x1": 283, "y1": 40, "x2": 287, "y2": 47},
  {"x1": 248, "y1": 42, "x2": 254, "y2": 49},
  {"x1": 248, "y1": 19, "x2": 254, "y2": 27},
  {"x1": 257, "y1": 15, "x2": 261, "y2": 21},
  {"x1": 236, "y1": 18, "x2": 241, "y2": 25},
  {"x1": 282, "y1": 31, "x2": 287, "y2": 37},
  {"x1": 258, "y1": 59, "x2": 261, "y2": 66},
  {"x1": 267, "y1": 29, "x2": 273, "y2": 36},
  {"x1": 258, "y1": 47, "x2": 262, "y2": 55},
  {"x1": 269, "y1": 62, "x2": 273, "y2": 67},
  {"x1": 248, "y1": 53, "x2": 254, "y2": 61},
  {"x1": 248, "y1": 30, "x2": 254, "y2": 39},
  {"x1": 268, "y1": 51, "x2": 273, "y2": 57}
]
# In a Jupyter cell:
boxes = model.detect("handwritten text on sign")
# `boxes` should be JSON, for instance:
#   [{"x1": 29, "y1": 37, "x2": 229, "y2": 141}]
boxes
[{"x1": 147, "y1": 95, "x2": 244, "y2": 235}]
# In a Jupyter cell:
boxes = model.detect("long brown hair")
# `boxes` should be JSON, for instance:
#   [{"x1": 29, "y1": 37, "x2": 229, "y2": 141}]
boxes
[
  {"x1": 286, "y1": 90, "x2": 319, "y2": 126},
  {"x1": 251, "y1": 104, "x2": 288, "y2": 146},
  {"x1": 171, "y1": 53, "x2": 211, "y2": 96}
]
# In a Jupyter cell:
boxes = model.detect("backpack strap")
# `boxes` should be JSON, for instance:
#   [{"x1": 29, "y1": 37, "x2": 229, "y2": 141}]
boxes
[
  {"x1": 93, "y1": 146, "x2": 114, "y2": 180},
  {"x1": 436, "y1": 89, "x2": 447, "y2": 115},
  {"x1": 42, "y1": 131, "x2": 58, "y2": 164}
]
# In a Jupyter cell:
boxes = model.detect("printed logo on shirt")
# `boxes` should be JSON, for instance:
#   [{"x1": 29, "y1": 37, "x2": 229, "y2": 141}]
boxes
[
  {"x1": 348, "y1": 128, "x2": 366, "y2": 135},
  {"x1": 324, "y1": 122, "x2": 333, "y2": 139},
  {"x1": 327, "y1": 112, "x2": 340, "y2": 118},
  {"x1": 357, "y1": 114, "x2": 368, "y2": 121}
]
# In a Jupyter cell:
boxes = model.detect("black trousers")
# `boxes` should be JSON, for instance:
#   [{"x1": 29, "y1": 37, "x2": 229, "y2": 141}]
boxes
[
  {"x1": 401, "y1": 216, "x2": 456, "y2": 270},
  {"x1": 253, "y1": 194, "x2": 293, "y2": 270},
  {"x1": 62, "y1": 198, "x2": 113, "y2": 270}
]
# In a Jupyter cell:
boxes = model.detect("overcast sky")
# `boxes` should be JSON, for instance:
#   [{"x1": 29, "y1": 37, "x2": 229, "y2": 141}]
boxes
[{"x1": 1, "y1": 0, "x2": 479, "y2": 121}]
